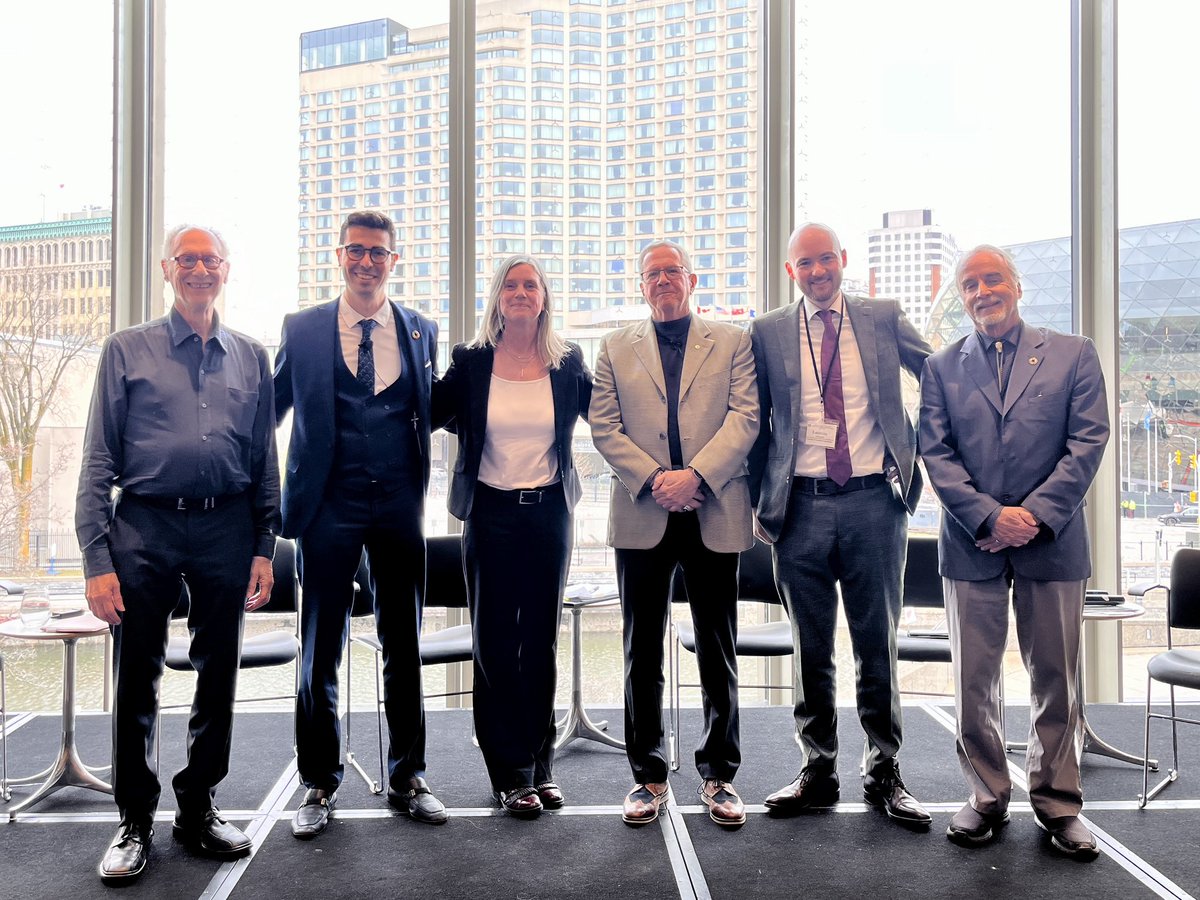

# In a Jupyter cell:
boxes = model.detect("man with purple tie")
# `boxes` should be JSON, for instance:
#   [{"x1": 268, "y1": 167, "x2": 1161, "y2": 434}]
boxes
[{"x1": 747, "y1": 223, "x2": 932, "y2": 826}]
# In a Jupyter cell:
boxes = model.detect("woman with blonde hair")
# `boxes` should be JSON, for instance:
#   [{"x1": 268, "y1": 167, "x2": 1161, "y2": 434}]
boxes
[{"x1": 433, "y1": 255, "x2": 591, "y2": 817}]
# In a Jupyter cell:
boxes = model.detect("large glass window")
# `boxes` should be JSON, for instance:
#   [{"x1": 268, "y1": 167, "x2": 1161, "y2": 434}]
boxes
[
  {"x1": 1116, "y1": 0, "x2": 1200, "y2": 697},
  {"x1": 0, "y1": 1, "x2": 114, "y2": 708},
  {"x1": 798, "y1": 0, "x2": 1071, "y2": 700},
  {"x1": 0, "y1": 2, "x2": 114, "y2": 575}
]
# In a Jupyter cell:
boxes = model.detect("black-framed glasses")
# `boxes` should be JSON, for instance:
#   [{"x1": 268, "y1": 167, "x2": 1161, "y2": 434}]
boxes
[
  {"x1": 640, "y1": 266, "x2": 689, "y2": 283},
  {"x1": 339, "y1": 244, "x2": 394, "y2": 263},
  {"x1": 170, "y1": 254, "x2": 225, "y2": 270}
]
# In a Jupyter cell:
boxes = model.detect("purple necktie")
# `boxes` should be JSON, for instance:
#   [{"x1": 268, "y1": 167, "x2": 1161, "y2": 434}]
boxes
[{"x1": 817, "y1": 308, "x2": 852, "y2": 486}]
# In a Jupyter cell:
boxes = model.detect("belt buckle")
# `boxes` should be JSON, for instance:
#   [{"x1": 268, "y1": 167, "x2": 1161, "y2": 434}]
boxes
[
  {"x1": 814, "y1": 479, "x2": 839, "y2": 496},
  {"x1": 518, "y1": 490, "x2": 542, "y2": 505},
  {"x1": 175, "y1": 498, "x2": 187, "y2": 511},
  {"x1": 203, "y1": 497, "x2": 215, "y2": 510}
]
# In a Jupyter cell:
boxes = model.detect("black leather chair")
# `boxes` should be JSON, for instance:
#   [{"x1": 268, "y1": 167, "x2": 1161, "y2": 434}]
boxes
[
  {"x1": 163, "y1": 537, "x2": 301, "y2": 706},
  {"x1": 897, "y1": 533, "x2": 951, "y2": 671},
  {"x1": 1129, "y1": 547, "x2": 1200, "y2": 807},
  {"x1": 344, "y1": 533, "x2": 473, "y2": 793},
  {"x1": 667, "y1": 539, "x2": 790, "y2": 771}
]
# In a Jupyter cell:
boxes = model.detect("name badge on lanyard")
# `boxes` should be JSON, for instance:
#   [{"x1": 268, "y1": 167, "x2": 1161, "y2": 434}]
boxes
[{"x1": 804, "y1": 420, "x2": 839, "y2": 449}]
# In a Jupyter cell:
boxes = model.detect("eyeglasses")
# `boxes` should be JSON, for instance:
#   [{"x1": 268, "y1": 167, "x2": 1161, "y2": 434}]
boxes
[
  {"x1": 170, "y1": 254, "x2": 225, "y2": 270},
  {"x1": 640, "y1": 266, "x2": 689, "y2": 283},
  {"x1": 339, "y1": 244, "x2": 395, "y2": 263}
]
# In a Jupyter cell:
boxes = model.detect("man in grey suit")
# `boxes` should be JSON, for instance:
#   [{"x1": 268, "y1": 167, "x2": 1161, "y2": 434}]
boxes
[
  {"x1": 591, "y1": 240, "x2": 758, "y2": 829},
  {"x1": 748, "y1": 223, "x2": 932, "y2": 827},
  {"x1": 919, "y1": 245, "x2": 1109, "y2": 858}
]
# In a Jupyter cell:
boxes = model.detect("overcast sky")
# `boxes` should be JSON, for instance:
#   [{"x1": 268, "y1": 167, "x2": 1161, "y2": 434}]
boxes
[{"x1": 1, "y1": 1, "x2": 1196, "y2": 341}]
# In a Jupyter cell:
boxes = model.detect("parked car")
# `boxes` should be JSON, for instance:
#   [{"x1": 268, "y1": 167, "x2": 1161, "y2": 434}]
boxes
[{"x1": 1157, "y1": 506, "x2": 1200, "y2": 527}]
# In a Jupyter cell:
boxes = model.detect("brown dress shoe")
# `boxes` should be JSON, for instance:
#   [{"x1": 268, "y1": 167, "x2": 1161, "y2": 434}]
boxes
[
  {"x1": 497, "y1": 786, "x2": 543, "y2": 819},
  {"x1": 862, "y1": 765, "x2": 931, "y2": 827},
  {"x1": 536, "y1": 781, "x2": 566, "y2": 809},
  {"x1": 764, "y1": 769, "x2": 840, "y2": 815},
  {"x1": 622, "y1": 783, "x2": 669, "y2": 826},
  {"x1": 699, "y1": 779, "x2": 746, "y2": 827}
]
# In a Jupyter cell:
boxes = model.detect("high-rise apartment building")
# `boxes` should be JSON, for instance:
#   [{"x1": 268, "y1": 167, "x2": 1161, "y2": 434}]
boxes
[
  {"x1": 866, "y1": 208, "x2": 956, "y2": 334},
  {"x1": 297, "y1": 1, "x2": 759, "y2": 350},
  {"x1": 0, "y1": 210, "x2": 112, "y2": 340}
]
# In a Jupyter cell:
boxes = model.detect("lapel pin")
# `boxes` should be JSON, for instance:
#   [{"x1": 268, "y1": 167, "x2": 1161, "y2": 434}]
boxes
[
  {"x1": 412, "y1": 329, "x2": 421, "y2": 340},
  {"x1": 1028, "y1": 356, "x2": 1038, "y2": 365}
]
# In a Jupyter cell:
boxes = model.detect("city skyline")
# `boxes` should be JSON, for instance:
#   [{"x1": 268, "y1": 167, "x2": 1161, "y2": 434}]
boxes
[{"x1": 1, "y1": 1, "x2": 1197, "y2": 343}]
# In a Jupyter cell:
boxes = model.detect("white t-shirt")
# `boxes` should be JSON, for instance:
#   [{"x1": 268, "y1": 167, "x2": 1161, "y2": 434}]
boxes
[{"x1": 479, "y1": 374, "x2": 559, "y2": 490}]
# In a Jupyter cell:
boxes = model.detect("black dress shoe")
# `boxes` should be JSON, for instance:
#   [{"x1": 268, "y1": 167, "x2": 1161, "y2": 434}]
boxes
[
  {"x1": 862, "y1": 765, "x2": 931, "y2": 827},
  {"x1": 536, "y1": 781, "x2": 566, "y2": 810},
  {"x1": 763, "y1": 769, "x2": 840, "y2": 815},
  {"x1": 1035, "y1": 813, "x2": 1099, "y2": 860},
  {"x1": 496, "y1": 786, "x2": 543, "y2": 818},
  {"x1": 946, "y1": 802, "x2": 1009, "y2": 847},
  {"x1": 172, "y1": 808, "x2": 252, "y2": 858},
  {"x1": 292, "y1": 788, "x2": 336, "y2": 838},
  {"x1": 387, "y1": 776, "x2": 449, "y2": 825},
  {"x1": 99, "y1": 822, "x2": 153, "y2": 884}
]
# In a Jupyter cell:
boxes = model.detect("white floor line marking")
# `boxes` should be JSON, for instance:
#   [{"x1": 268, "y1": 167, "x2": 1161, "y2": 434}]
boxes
[
  {"x1": 200, "y1": 757, "x2": 299, "y2": 900},
  {"x1": 661, "y1": 788, "x2": 711, "y2": 900}
]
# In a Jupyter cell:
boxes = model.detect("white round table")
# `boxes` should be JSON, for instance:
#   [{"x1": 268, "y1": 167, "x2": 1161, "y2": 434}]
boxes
[{"x1": 0, "y1": 618, "x2": 113, "y2": 819}]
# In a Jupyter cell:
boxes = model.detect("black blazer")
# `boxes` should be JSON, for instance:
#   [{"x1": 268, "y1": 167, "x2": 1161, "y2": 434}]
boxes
[
  {"x1": 274, "y1": 298, "x2": 438, "y2": 538},
  {"x1": 432, "y1": 342, "x2": 592, "y2": 521}
]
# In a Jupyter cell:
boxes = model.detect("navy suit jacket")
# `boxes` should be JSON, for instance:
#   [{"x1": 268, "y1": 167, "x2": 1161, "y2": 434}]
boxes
[
  {"x1": 274, "y1": 298, "x2": 438, "y2": 539},
  {"x1": 432, "y1": 342, "x2": 592, "y2": 521},
  {"x1": 918, "y1": 324, "x2": 1109, "y2": 582},
  {"x1": 747, "y1": 294, "x2": 931, "y2": 542}
]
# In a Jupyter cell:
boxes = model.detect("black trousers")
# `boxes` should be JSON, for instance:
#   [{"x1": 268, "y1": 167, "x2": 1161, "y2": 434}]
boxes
[
  {"x1": 108, "y1": 493, "x2": 253, "y2": 825},
  {"x1": 296, "y1": 484, "x2": 426, "y2": 792},
  {"x1": 463, "y1": 482, "x2": 570, "y2": 791},
  {"x1": 616, "y1": 513, "x2": 740, "y2": 784}
]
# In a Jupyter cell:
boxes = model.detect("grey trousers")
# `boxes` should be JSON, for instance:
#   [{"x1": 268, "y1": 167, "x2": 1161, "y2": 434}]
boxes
[{"x1": 944, "y1": 572, "x2": 1085, "y2": 819}]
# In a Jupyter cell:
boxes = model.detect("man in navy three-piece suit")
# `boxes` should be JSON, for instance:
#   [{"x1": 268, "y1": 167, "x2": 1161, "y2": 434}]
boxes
[
  {"x1": 920, "y1": 244, "x2": 1109, "y2": 859},
  {"x1": 274, "y1": 211, "x2": 447, "y2": 838}
]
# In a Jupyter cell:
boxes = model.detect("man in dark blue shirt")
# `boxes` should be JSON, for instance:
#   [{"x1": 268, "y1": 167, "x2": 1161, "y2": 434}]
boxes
[{"x1": 76, "y1": 224, "x2": 280, "y2": 884}]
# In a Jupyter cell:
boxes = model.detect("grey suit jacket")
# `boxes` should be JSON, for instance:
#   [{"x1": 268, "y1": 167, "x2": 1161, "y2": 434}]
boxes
[
  {"x1": 747, "y1": 294, "x2": 931, "y2": 542},
  {"x1": 918, "y1": 324, "x2": 1110, "y2": 582},
  {"x1": 590, "y1": 314, "x2": 759, "y2": 553}
]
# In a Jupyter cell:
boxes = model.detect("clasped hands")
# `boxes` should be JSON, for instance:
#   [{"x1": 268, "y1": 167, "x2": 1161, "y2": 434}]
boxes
[
  {"x1": 652, "y1": 467, "x2": 705, "y2": 514},
  {"x1": 976, "y1": 506, "x2": 1040, "y2": 553}
]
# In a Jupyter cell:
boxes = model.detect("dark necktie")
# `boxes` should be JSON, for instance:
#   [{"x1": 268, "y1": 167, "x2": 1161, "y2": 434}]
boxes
[
  {"x1": 994, "y1": 339, "x2": 1009, "y2": 400},
  {"x1": 357, "y1": 319, "x2": 377, "y2": 392},
  {"x1": 817, "y1": 308, "x2": 852, "y2": 486}
]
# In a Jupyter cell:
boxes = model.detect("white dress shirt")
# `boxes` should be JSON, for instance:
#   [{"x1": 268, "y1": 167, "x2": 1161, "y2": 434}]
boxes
[
  {"x1": 794, "y1": 292, "x2": 886, "y2": 478},
  {"x1": 337, "y1": 295, "x2": 401, "y2": 394}
]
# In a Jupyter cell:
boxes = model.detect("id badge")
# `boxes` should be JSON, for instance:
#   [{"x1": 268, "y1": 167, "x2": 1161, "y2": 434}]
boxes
[{"x1": 804, "y1": 420, "x2": 839, "y2": 449}]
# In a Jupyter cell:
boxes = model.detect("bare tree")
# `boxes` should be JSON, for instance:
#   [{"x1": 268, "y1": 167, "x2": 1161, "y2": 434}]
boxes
[{"x1": 0, "y1": 263, "x2": 105, "y2": 569}]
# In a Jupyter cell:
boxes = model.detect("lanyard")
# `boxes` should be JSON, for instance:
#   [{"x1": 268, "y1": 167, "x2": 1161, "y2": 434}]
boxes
[{"x1": 804, "y1": 301, "x2": 845, "y2": 408}]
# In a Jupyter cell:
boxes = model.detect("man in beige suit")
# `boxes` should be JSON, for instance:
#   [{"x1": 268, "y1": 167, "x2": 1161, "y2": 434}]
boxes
[{"x1": 591, "y1": 240, "x2": 758, "y2": 829}]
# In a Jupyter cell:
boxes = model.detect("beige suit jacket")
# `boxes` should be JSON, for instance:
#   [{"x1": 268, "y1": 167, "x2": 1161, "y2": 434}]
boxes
[{"x1": 590, "y1": 314, "x2": 758, "y2": 553}]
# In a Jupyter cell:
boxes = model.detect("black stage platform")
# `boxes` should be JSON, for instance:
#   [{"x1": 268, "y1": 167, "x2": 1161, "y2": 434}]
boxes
[{"x1": 2, "y1": 702, "x2": 1197, "y2": 899}]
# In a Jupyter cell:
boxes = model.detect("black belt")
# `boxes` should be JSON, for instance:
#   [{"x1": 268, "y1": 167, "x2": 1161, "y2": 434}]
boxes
[
  {"x1": 479, "y1": 482, "x2": 562, "y2": 505},
  {"x1": 791, "y1": 473, "x2": 887, "y2": 495},
  {"x1": 127, "y1": 492, "x2": 243, "y2": 511}
]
